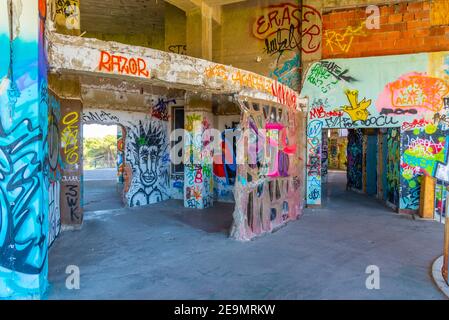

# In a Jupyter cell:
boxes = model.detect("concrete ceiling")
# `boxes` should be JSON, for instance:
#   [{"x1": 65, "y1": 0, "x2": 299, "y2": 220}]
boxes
[{"x1": 80, "y1": 0, "x2": 166, "y2": 35}]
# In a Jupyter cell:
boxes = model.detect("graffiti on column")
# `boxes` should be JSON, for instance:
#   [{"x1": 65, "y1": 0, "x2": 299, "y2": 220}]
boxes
[
  {"x1": 46, "y1": 93, "x2": 62, "y2": 246},
  {"x1": 55, "y1": 0, "x2": 80, "y2": 30},
  {"x1": 306, "y1": 120, "x2": 322, "y2": 204},
  {"x1": 321, "y1": 130, "x2": 328, "y2": 179},
  {"x1": 61, "y1": 111, "x2": 80, "y2": 165},
  {"x1": 184, "y1": 113, "x2": 213, "y2": 209},
  {"x1": 400, "y1": 124, "x2": 448, "y2": 210},
  {"x1": 384, "y1": 128, "x2": 400, "y2": 207},
  {"x1": 346, "y1": 129, "x2": 363, "y2": 190},
  {"x1": 253, "y1": 3, "x2": 321, "y2": 56},
  {"x1": 0, "y1": 0, "x2": 48, "y2": 297},
  {"x1": 117, "y1": 126, "x2": 125, "y2": 183},
  {"x1": 60, "y1": 102, "x2": 82, "y2": 226},
  {"x1": 252, "y1": 3, "x2": 321, "y2": 89}
]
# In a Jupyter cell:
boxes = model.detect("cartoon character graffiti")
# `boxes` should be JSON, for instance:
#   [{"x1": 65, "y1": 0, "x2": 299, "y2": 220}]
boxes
[
  {"x1": 340, "y1": 89, "x2": 371, "y2": 122},
  {"x1": 127, "y1": 120, "x2": 169, "y2": 206}
]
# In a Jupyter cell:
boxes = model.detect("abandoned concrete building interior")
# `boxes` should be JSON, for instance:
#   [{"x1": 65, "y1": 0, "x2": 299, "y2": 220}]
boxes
[{"x1": 1, "y1": 0, "x2": 449, "y2": 299}]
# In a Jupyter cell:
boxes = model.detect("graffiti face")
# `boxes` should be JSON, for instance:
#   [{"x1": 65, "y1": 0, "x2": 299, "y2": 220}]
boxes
[
  {"x1": 127, "y1": 119, "x2": 169, "y2": 207},
  {"x1": 138, "y1": 145, "x2": 159, "y2": 187}
]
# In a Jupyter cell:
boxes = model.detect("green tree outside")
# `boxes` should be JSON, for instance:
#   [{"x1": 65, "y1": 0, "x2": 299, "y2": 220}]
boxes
[{"x1": 83, "y1": 135, "x2": 117, "y2": 169}]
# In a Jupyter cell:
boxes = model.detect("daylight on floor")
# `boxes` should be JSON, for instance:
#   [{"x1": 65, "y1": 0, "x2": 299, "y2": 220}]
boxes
[{"x1": 1, "y1": 0, "x2": 449, "y2": 305}]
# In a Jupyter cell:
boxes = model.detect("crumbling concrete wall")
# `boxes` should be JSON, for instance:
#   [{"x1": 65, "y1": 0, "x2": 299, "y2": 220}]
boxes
[{"x1": 231, "y1": 98, "x2": 306, "y2": 241}]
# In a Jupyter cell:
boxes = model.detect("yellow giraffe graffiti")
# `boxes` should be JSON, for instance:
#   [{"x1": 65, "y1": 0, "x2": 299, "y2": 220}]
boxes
[{"x1": 340, "y1": 89, "x2": 372, "y2": 122}]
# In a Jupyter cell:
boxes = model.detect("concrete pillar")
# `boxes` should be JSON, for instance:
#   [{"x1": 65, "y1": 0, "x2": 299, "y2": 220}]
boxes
[
  {"x1": 186, "y1": 3, "x2": 212, "y2": 60},
  {"x1": 59, "y1": 98, "x2": 83, "y2": 228},
  {"x1": 419, "y1": 175, "x2": 436, "y2": 219},
  {"x1": 0, "y1": 0, "x2": 48, "y2": 299},
  {"x1": 184, "y1": 93, "x2": 214, "y2": 209},
  {"x1": 306, "y1": 120, "x2": 322, "y2": 207}
]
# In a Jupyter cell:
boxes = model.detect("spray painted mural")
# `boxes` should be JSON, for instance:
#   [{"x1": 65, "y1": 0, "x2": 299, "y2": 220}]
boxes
[
  {"x1": 0, "y1": 0, "x2": 49, "y2": 298},
  {"x1": 253, "y1": 3, "x2": 321, "y2": 90},
  {"x1": 230, "y1": 98, "x2": 304, "y2": 241},
  {"x1": 347, "y1": 129, "x2": 363, "y2": 191},
  {"x1": 301, "y1": 52, "x2": 449, "y2": 210},
  {"x1": 184, "y1": 112, "x2": 214, "y2": 209},
  {"x1": 47, "y1": 92, "x2": 62, "y2": 246},
  {"x1": 83, "y1": 108, "x2": 171, "y2": 208}
]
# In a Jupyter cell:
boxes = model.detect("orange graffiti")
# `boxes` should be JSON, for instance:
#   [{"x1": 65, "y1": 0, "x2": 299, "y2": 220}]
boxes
[
  {"x1": 98, "y1": 51, "x2": 150, "y2": 78},
  {"x1": 388, "y1": 74, "x2": 449, "y2": 112}
]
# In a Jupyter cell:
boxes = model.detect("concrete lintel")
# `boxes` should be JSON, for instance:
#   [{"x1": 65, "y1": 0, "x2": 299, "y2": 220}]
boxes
[{"x1": 46, "y1": 31, "x2": 302, "y2": 111}]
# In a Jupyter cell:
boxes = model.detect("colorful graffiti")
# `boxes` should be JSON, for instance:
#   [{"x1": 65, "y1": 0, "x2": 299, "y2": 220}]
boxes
[
  {"x1": 213, "y1": 129, "x2": 238, "y2": 202},
  {"x1": 301, "y1": 52, "x2": 449, "y2": 208},
  {"x1": 151, "y1": 98, "x2": 176, "y2": 121},
  {"x1": 0, "y1": 0, "x2": 49, "y2": 298},
  {"x1": 117, "y1": 126, "x2": 125, "y2": 183},
  {"x1": 270, "y1": 54, "x2": 300, "y2": 90},
  {"x1": 231, "y1": 99, "x2": 303, "y2": 240},
  {"x1": 340, "y1": 90, "x2": 372, "y2": 122},
  {"x1": 386, "y1": 128, "x2": 400, "y2": 207},
  {"x1": 184, "y1": 113, "x2": 213, "y2": 209},
  {"x1": 377, "y1": 73, "x2": 449, "y2": 114},
  {"x1": 46, "y1": 93, "x2": 62, "y2": 247},
  {"x1": 347, "y1": 129, "x2": 363, "y2": 190}
]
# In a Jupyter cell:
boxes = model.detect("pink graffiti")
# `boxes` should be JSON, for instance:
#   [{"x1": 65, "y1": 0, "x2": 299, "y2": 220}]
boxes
[
  {"x1": 266, "y1": 123, "x2": 296, "y2": 177},
  {"x1": 401, "y1": 118, "x2": 431, "y2": 131},
  {"x1": 377, "y1": 72, "x2": 449, "y2": 113}
]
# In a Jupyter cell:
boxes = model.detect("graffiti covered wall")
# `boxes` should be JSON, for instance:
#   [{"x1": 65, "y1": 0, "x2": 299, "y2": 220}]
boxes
[
  {"x1": 302, "y1": 52, "x2": 449, "y2": 210},
  {"x1": 230, "y1": 98, "x2": 305, "y2": 241},
  {"x1": 0, "y1": 0, "x2": 49, "y2": 298},
  {"x1": 83, "y1": 108, "x2": 171, "y2": 208}
]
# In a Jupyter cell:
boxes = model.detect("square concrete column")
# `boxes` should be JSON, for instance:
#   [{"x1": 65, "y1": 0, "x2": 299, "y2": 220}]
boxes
[
  {"x1": 184, "y1": 93, "x2": 214, "y2": 209},
  {"x1": 0, "y1": 0, "x2": 49, "y2": 299}
]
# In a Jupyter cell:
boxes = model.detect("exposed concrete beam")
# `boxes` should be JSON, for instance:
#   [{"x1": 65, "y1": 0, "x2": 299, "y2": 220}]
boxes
[{"x1": 46, "y1": 32, "x2": 303, "y2": 111}]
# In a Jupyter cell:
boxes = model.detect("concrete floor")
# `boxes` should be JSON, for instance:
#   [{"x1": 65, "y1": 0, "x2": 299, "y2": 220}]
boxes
[
  {"x1": 47, "y1": 171, "x2": 446, "y2": 299},
  {"x1": 83, "y1": 168, "x2": 124, "y2": 212}
]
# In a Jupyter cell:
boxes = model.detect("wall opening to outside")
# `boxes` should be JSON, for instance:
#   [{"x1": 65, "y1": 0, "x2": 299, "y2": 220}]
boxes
[{"x1": 82, "y1": 123, "x2": 126, "y2": 212}]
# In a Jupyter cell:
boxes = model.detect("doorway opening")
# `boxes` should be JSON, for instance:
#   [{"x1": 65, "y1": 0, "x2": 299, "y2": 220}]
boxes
[
  {"x1": 322, "y1": 128, "x2": 400, "y2": 211},
  {"x1": 82, "y1": 123, "x2": 126, "y2": 212}
]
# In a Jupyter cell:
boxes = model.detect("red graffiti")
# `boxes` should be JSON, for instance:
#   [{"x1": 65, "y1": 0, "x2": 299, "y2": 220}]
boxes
[
  {"x1": 309, "y1": 105, "x2": 343, "y2": 119},
  {"x1": 253, "y1": 4, "x2": 321, "y2": 54},
  {"x1": 301, "y1": 5, "x2": 322, "y2": 54},
  {"x1": 401, "y1": 118, "x2": 431, "y2": 131},
  {"x1": 271, "y1": 81, "x2": 297, "y2": 110},
  {"x1": 98, "y1": 51, "x2": 150, "y2": 78}
]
